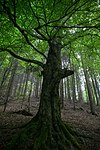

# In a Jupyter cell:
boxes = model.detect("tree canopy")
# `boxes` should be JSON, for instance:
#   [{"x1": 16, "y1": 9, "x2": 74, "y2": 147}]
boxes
[
  {"x1": 0, "y1": 0, "x2": 100, "y2": 150},
  {"x1": 0, "y1": 0, "x2": 100, "y2": 72}
]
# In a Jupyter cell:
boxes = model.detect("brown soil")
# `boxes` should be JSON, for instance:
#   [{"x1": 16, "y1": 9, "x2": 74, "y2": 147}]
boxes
[{"x1": 0, "y1": 100, "x2": 100, "y2": 150}]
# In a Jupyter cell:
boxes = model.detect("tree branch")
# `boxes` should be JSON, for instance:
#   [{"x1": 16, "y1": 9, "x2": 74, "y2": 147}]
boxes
[
  {"x1": 35, "y1": 0, "x2": 79, "y2": 30},
  {"x1": 0, "y1": 48, "x2": 44, "y2": 68},
  {"x1": 27, "y1": 0, "x2": 41, "y2": 27},
  {"x1": 1, "y1": 3, "x2": 47, "y2": 59},
  {"x1": 48, "y1": 25, "x2": 100, "y2": 30},
  {"x1": 12, "y1": 23, "x2": 47, "y2": 59},
  {"x1": 28, "y1": 0, "x2": 49, "y2": 39},
  {"x1": 61, "y1": 68, "x2": 74, "y2": 79}
]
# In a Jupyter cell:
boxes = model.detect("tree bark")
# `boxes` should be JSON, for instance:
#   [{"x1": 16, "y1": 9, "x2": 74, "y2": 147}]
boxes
[
  {"x1": 90, "y1": 74, "x2": 99, "y2": 106},
  {"x1": 3, "y1": 59, "x2": 18, "y2": 112},
  {"x1": 6, "y1": 40, "x2": 80, "y2": 150},
  {"x1": 67, "y1": 77, "x2": 72, "y2": 103},
  {"x1": 94, "y1": 75, "x2": 100, "y2": 105},
  {"x1": 83, "y1": 69, "x2": 96, "y2": 115},
  {"x1": 0, "y1": 62, "x2": 12, "y2": 97},
  {"x1": 21, "y1": 69, "x2": 30, "y2": 109},
  {"x1": 72, "y1": 74, "x2": 76, "y2": 110},
  {"x1": 76, "y1": 71, "x2": 83, "y2": 103},
  {"x1": 59, "y1": 79, "x2": 64, "y2": 109},
  {"x1": 16, "y1": 73, "x2": 25, "y2": 99},
  {"x1": 64, "y1": 79, "x2": 67, "y2": 100},
  {"x1": 27, "y1": 74, "x2": 33, "y2": 112},
  {"x1": 34, "y1": 77, "x2": 40, "y2": 98}
]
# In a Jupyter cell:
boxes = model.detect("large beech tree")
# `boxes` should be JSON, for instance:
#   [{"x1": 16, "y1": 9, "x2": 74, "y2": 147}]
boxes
[{"x1": 0, "y1": 0, "x2": 100, "y2": 149}]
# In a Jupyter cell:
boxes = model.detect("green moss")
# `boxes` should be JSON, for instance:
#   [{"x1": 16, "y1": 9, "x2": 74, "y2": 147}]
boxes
[{"x1": 3, "y1": 116, "x2": 82, "y2": 150}]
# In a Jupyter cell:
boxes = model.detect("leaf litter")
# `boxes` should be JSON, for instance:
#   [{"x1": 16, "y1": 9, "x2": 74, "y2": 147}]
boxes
[{"x1": 0, "y1": 100, "x2": 100, "y2": 150}]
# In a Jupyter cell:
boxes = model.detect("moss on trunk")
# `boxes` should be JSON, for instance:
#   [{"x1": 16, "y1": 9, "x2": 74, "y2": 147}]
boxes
[
  {"x1": 4, "y1": 40, "x2": 81, "y2": 150},
  {"x1": 5, "y1": 115, "x2": 81, "y2": 150}
]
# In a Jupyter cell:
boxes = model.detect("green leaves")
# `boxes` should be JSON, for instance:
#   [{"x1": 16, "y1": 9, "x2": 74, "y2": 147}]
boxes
[{"x1": 0, "y1": 0, "x2": 99, "y2": 75}]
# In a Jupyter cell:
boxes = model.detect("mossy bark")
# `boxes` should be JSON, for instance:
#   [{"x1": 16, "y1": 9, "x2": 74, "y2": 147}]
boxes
[{"x1": 4, "y1": 39, "x2": 81, "y2": 150}]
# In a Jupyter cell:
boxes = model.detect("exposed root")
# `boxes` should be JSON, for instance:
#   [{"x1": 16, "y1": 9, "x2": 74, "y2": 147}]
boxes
[
  {"x1": 4, "y1": 116, "x2": 82, "y2": 150},
  {"x1": 11, "y1": 110, "x2": 33, "y2": 116}
]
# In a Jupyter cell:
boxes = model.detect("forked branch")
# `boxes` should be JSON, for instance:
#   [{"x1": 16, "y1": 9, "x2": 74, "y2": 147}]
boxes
[
  {"x1": 1, "y1": 2, "x2": 47, "y2": 59},
  {"x1": 0, "y1": 48, "x2": 44, "y2": 68}
]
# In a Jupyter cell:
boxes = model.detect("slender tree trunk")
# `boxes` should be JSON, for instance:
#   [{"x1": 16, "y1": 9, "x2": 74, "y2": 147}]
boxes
[
  {"x1": 17, "y1": 73, "x2": 25, "y2": 99},
  {"x1": 21, "y1": 69, "x2": 30, "y2": 109},
  {"x1": 76, "y1": 71, "x2": 83, "y2": 103},
  {"x1": 59, "y1": 79, "x2": 64, "y2": 109},
  {"x1": 27, "y1": 75, "x2": 33, "y2": 112},
  {"x1": 67, "y1": 77, "x2": 71, "y2": 103},
  {"x1": 94, "y1": 75, "x2": 100, "y2": 103},
  {"x1": 72, "y1": 74, "x2": 76, "y2": 110},
  {"x1": 83, "y1": 69, "x2": 96, "y2": 115},
  {"x1": 64, "y1": 79, "x2": 68, "y2": 100},
  {"x1": 34, "y1": 77, "x2": 39, "y2": 98},
  {"x1": 90, "y1": 74, "x2": 99, "y2": 106},
  {"x1": 11, "y1": 74, "x2": 20, "y2": 98},
  {"x1": 3, "y1": 60, "x2": 18, "y2": 112},
  {"x1": 0, "y1": 63, "x2": 12, "y2": 96}
]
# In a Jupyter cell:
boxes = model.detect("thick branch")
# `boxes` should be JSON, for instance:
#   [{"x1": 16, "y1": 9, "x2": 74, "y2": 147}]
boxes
[
  {"x1": 48, "y1": 25, "x2": 100, "y2": 29},
  {"x1": 1, "y1": 3, "x2": 47, "y2": 59},
  {"x1": 0, "y1": 48, "x2": 44, "y2": 68},
  {"x1": 12, "y1": 23, "x2": 47, "y2": 59},
  {"x1": 61, "y1": 68, "x2": 74, "y2": 79}
]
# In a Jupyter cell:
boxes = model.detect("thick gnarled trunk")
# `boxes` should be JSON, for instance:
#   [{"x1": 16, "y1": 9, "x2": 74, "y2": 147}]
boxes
[
  {"x1": 38, "y1": 40, "x2": 62, "y2": 124},
  {"x1": 6, "y1": 40, "x2": 80, "y2": 150}
]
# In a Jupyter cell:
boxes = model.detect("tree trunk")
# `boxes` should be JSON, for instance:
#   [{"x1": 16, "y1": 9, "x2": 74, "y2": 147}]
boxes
[
  {"x1": 67, "y1": 77, "x2": 72, "y2": 103},
  {"x1": 0, "y1": 62, "x2": 12, "y2": 97},
  {"x1": 3, "y1": 60, "x2": 18, "y2": 112},
  {"x1": 83, "y1": 69, "x2": 96, "y2": 115},
  {"x1": 34, "y1": 77, "x2": 40, "y2": 98},
  {"x1": 6, "y1": 40, "x2": 80, "y2": 150},
  {"x1": 59, "y1": 79, "x2": 64, "y2": 109},
  {"x1": 37, "y1": 40, "x2": 62, "y2": 125},
  {"x1": 64, "y1": 78, "x2": 68, "y2": 101},
  {"x1": 21, "y1": 69, "x2": 30, "y2": 109},
  {"x1": 76, "y1": 72, "x2": 83, "y2": 103},
  {"x1": 17, "y1": 73, "x2": 25, "y2": 99},
  {"x1": 90, "y1": 74, "x2": 99, "y2": 106},
  {"x1": 94, "y1": 75, "x2": 100, "y2": 104},
  {"x1": 11, "y1": 74, "x2": 20, "y2": 98},
  {"x1": 27, "y1": 75, "x2": 33, "y2": 112},
  {"x1": 72, "y1": 74, "x2": 76, "y2": 110}
]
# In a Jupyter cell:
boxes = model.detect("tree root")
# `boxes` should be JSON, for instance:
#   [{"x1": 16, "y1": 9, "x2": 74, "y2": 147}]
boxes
[{"x1": 4, "y1": 117, "x2": 82, "y2": 150}]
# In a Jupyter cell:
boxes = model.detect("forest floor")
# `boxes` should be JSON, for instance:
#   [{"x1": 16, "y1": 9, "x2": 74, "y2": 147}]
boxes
[{"x1": 0, "y1": 98, "x2": 100, "y2": 150}]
